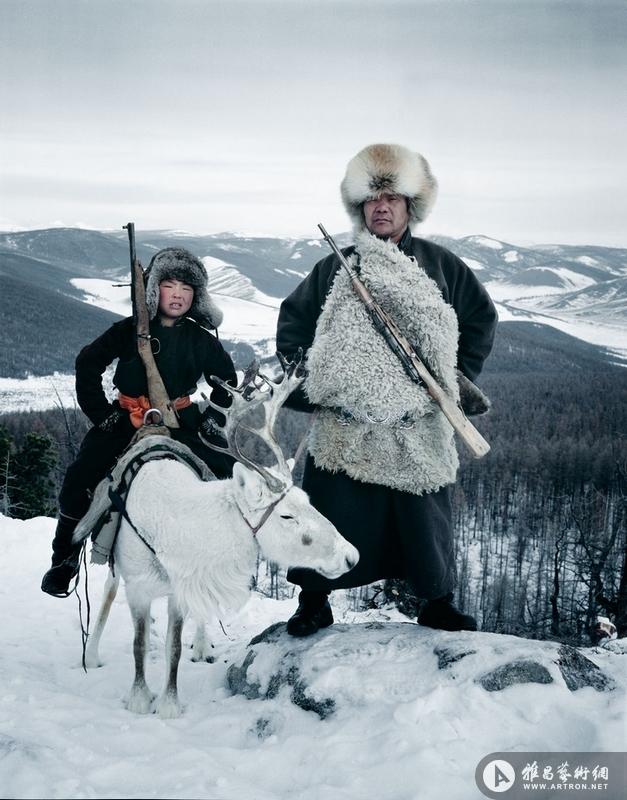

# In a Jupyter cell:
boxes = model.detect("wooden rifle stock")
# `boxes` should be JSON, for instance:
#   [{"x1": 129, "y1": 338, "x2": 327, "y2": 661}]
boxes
[
  {"x1": 123, "y1": 222, "x2": 179, "y2": 429},
  {"x1": 317, "y1": 223, "x2": 490, "y2": 459}
]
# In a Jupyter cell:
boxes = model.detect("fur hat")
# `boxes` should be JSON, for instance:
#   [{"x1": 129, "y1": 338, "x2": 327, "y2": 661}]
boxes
[
  {"x1": 340, "y1": 143, "x2": 438, "y2": 231},
  {"x1": 145, "y1": 247, "x2": 223, "y2": 328}
]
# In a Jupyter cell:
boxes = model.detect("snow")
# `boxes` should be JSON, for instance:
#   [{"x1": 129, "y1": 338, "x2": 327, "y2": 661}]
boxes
[
  {"x1": 0, "y1": 373, "x2": 77, "y2": 413},
  {"x1": 461, "y1": 258, "x2": 485, "y2": 271},
  {"x1": 201, "y1": 255, "x2": 233, "y2": 271},
  {"x1": 485, "y1": 281, "x2": 564, "y2": 302},
  {"x1": 551, "y1": 268, "x2": 596, "y2": 292},
  {"x1": 470, "y1": 236, "x2": 503, "y2": 250},
  {"x1": 71, "y1": 278, "x2": 130, "y2": 318},
  {"x1": 493, "y1": 302, "x2": 627, "y2": 352},
  {"x1": 1, "y1": 515, "x2": 624, "y2": 800},
  {"x1": 285, "y1": 269, "x2": 308, "y2": 278},
  {"x1": 503, "y1": 250, "x2": 519, "y2": 263},
  {"x1": 216, "y1": 243, "x2": 249, "y2": 254},
  {"x1": 577, "y1": 256, "x2": 599, "y2": 267},
  {"x1": 290, "y1": 252, "x2": 303, "y2": 260},
  {"x1": 214, "y1": 294, "x2": 279, "y2": 357}
]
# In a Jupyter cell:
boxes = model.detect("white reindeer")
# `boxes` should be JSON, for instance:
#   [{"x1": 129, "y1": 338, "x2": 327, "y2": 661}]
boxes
[{"x1": 75, "y1": 361, "x2": 359, "y2": 718}]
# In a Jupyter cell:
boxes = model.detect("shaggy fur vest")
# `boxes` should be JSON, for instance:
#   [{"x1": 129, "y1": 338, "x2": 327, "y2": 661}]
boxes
[{"x1": 305, "y1": 232, "x2": 460, "y2": 495}]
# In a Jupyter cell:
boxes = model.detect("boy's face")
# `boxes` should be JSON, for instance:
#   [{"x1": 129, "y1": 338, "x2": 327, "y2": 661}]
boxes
[{"x1": 158, "y1": 279, "x2": 194, "y2": 323}]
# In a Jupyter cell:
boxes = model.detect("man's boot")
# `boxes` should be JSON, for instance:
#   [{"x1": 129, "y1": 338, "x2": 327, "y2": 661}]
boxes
[
  {"x1": 41, "y1": 514, "x2": 83, "y2": 597},
  {"x1": 287, "y1": 590, "x2": 333, "y2": 637},
  {"x1": 418, "y1": 592, "x2": 477, "y2": 632}
]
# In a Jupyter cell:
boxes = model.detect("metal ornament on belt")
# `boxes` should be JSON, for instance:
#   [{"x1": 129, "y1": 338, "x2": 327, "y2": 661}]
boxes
[{"x1": 335, "y1": 408, "x2": 415, "y2": 428}]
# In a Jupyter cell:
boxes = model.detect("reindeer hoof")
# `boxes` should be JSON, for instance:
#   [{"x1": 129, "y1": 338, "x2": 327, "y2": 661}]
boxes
[
  {"x1": 155, "y1": 692, "x2": 185, "y2": 719},
  {"x1": 191, "y1": 653, "x2": 215, "y2": 664},
  {"x1": 83, "y1": 652, "x2": 103, "y2": 669},
  {"x1": 125, "y1": 686, "x2": 156, "y2": 715}
]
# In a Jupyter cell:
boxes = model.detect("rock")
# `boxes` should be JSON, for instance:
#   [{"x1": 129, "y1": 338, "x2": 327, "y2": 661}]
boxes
[
  {"x1": 226, "y1": 650, "x2": 260, "y2": 700},
  {"x1": 434, "y1": 646, "x2": 476, "y2": 670},
  {"x1": 226, "y1": 623, "x2": 618, "y2": 716},
  {"x1": 226, "y1": 625, "x2": 336, "y2": 719},
  {"x1": 556, "y1": 645, "x2": 616, "y2": 692},
  {"x1": 478, "y1": 660, "x2": 553, "y2": 691}
]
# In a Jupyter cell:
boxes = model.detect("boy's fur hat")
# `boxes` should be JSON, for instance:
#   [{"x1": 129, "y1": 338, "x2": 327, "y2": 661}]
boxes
[
  {"x1": 145, "y1": 247, "x2": 223, "y2": 328},
  {"x1": 340, "y1": 143, "x2": 438, "y2": 231}
]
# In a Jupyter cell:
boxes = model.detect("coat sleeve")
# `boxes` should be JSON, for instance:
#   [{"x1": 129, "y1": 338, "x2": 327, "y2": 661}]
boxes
[
  {"x1": 442, "y1": 254, "x2": 498, "y2": 381},
  {"x1": 75, "y1": 318, "x2": 132, "y2": 425},
  {"x1": 276, "y1": 256, "x2": 336, "y2": 412}
]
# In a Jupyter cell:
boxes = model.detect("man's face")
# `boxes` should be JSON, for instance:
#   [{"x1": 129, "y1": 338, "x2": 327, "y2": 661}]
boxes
[
  {"x1": 363, "y1": 193, "x2": 410, "y2": 243},
  {"x1": 158, "y1": 279, "x2": 194, "y2": 324}
]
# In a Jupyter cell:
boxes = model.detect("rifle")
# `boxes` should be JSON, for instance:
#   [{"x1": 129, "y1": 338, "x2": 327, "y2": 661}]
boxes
[
  {"x1": 123, "y1": 222, "x2": 180, "y2": 430},
  {"x1": 317, "y1": 223, "x2": 490, "y2": 459}
]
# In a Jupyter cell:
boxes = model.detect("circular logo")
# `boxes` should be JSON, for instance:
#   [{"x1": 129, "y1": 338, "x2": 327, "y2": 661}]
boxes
[{"x1": 482, "y1": 759, "x2": 516, "y2": 793}]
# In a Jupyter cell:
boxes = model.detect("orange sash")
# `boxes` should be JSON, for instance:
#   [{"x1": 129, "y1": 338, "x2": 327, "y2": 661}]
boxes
[{"x1": 118, "y1": 393, "x2": 192, "y2": 429}]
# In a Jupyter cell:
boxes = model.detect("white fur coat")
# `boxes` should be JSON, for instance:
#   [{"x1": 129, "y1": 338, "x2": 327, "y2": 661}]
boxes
[{"x1": 305, "y1": 232, "x2": 460, "y2": 495}]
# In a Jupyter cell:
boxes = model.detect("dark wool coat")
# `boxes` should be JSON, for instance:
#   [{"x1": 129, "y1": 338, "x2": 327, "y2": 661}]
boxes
[
  {"x1": 75, "y1": 315, "x2": 235, "y2": 430},
  {"x1": 60, "y1": 316, "x2": 236, "y2": 518},
  {"x1": 277, "y1": 228, "x2": 498, "y2": 599}
]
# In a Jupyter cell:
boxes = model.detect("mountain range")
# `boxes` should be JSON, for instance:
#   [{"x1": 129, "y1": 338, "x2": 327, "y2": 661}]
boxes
[{"x1": 1, "y1": 227, "x2": 625, "y2": 384}]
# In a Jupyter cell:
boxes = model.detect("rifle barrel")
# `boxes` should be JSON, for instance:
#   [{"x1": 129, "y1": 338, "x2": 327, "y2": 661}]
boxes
[{"x1": 123, "y1": 222, "x2": 136, "y2": 268}]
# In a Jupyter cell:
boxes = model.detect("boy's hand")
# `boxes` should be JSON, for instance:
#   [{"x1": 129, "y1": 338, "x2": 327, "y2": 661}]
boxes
[{"x1": 98, "y1": 408, "x2": 126, "y2": 433}]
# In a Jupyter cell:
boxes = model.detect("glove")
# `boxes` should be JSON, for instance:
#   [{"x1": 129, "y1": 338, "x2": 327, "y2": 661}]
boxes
[
  {"x1": 198, "y1": 407, "x2": 227, "y2": 445},
  {"x1": 98, "y1": 408, "x2": 126, "y2": 433}
]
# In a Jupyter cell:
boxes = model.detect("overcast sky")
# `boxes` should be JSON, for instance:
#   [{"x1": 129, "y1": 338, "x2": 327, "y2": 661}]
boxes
[{"x1": 2, "y1": 0, "x2": 626, "y2": 246}]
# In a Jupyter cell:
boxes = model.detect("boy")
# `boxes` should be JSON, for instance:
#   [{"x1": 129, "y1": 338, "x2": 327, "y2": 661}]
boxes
[{"x1": 41, "y1": 247, "x2": 236, "y2": 597}]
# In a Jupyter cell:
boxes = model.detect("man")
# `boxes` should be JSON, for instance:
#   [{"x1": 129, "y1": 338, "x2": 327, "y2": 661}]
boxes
[
  {"x1": 41, "y1": 247, "x2": 236, "y2": 597},
  {"x1": 276, "y1": 143, "x2": 498, "y2": 635}
]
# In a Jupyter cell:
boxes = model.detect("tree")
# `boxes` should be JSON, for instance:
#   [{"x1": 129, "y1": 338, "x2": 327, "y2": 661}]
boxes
[
  {"x1": 0, "y1": 426, "x2": 13, "y2": 515},
  {"x1": 11, "y1": 432, "x2": 58, "y2": 519}
]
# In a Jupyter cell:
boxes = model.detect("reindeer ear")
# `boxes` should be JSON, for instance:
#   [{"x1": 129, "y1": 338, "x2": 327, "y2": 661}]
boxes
[
  {"x1": 231, "y1": 462, "x2": 267, "y2": 509},
  {"x1": 286, "y1": 457, "x2": 295, "y2": 473}
]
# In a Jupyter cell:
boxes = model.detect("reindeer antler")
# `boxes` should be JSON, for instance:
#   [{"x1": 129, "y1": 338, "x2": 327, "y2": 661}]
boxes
[{"x1": 200, "y1": 350, "x2": 305, "y2": 494}]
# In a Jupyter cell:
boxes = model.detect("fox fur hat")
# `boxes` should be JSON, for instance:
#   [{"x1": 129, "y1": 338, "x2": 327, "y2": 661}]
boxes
[
  {"x1": 145, "y1": 247, "x2": 223, "y2": 328},
  {"x1": 340, "y1": 143, "x2": 438, "y2": 231}
]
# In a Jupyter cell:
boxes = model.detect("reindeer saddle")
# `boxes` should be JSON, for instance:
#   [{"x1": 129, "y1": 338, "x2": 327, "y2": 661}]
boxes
[{"x1": 74, "y1": 435, "x2": 216, "y2": 567}]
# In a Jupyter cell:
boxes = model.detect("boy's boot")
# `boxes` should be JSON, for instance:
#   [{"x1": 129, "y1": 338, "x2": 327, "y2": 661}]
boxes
[
  {"x1": 41, "y1": 514, "x2": 83, "y2": 597},
  {"x1": 287, "y1": 590, "x2": 333, "y2": 637},
  {"x1": 418, "y1": 592, "x2": 478, "y2": 632}
]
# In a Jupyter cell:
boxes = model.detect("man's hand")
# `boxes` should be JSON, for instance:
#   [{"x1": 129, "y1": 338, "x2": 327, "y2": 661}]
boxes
[{"x1": 198, "y1": 406, "x2": 227, "y2": 446}]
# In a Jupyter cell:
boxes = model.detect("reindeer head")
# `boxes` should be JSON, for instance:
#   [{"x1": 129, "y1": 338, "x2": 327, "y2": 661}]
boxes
[{"x1": 201, "y1": 354, "x2": 359, "y2": 579}]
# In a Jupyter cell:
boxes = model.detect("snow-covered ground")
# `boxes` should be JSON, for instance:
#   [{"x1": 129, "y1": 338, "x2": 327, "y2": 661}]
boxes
[
  {"x1": 493, "y1": 301, "x2": 627, "y2": 354},
  {"x1": 71, "y1": 279, "x2": 132, "y2": 318},
  {"x1": 0, "y1": 373, "x2": 78, "y2": 414},
  {"x1": 1, "y1": 515, "x2": 624, "y2": 800},
  {"x1": 214, "y1": 294, "x2": 280, "y2": 358}
]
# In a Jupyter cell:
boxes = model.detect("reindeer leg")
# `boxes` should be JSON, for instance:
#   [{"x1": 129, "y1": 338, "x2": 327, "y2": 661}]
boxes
[
  {"x1": 84, "y1": 570, "x2": 120, "y2": 669},
  {"x1": 154, "y1": 595, "x2": 185, "y2": 719},
  {"x1": 191, "y1": 619, "x2": 215, "y2": 663},
  {"x1": 125, "y1": 599, "x2": 155, "y2": 714}
]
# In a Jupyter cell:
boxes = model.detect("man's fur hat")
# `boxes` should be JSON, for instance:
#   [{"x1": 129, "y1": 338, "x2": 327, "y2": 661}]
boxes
[
  {"x1": 145, "y1": 247, "x2": 223, "y2": 328},
  {"x1": 340, "y1": 143, "x2": 438, "y2": 231}
]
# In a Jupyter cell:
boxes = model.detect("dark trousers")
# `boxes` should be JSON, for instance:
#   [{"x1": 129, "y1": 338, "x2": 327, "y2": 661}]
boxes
[
  {"x1": 59, "y1": 421, "x2": 232, "y2": 519},
  {"x1": 287, "y1": 457, "x2": 456, "y2": 601}
]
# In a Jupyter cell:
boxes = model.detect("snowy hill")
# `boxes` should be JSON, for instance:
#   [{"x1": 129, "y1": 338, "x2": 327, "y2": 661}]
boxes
[
  {"x1": 2, "y1": 227, "x2": 625, "y2": 365},
  {"x1": 1, "y1": 515, "x2": 624, "y2": 800},
  {"x1": 1, "y1": 227, "x2": 625, "y2": 399}
]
